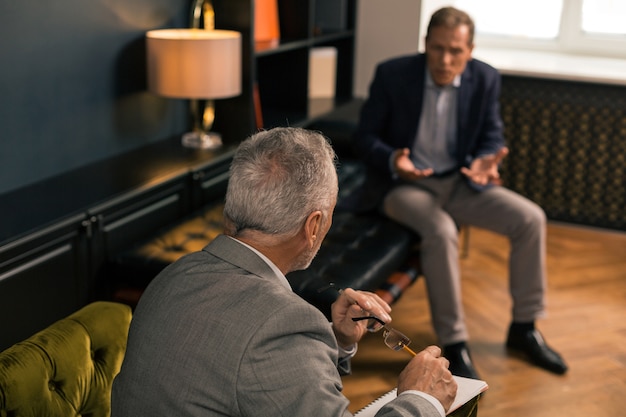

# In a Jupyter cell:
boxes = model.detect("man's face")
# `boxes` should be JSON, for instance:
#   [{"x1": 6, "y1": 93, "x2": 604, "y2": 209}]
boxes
[{"x1": 425, "y1": 24, "x2": 474, "y2": 86}]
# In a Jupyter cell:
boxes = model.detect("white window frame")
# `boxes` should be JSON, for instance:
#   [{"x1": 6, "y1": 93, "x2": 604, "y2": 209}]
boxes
[{"x1": 560, "y1": 0, "x2": 626, "y2": 59}]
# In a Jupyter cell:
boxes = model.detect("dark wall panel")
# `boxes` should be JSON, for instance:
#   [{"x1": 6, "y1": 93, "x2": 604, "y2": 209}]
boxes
[{"x1": 0, "y1": 0, "x2": 190, "y2": 194}]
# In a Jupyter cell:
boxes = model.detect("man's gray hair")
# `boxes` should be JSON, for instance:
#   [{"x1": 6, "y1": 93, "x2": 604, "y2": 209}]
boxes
[{"x1": 224, "y1": 127, "x2": 338, "y2": 236}]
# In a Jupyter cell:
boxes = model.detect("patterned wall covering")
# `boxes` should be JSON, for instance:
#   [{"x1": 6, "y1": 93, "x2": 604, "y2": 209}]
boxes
[{"x1": 499, "y1": 76, "x2": 626, "y2": 231}]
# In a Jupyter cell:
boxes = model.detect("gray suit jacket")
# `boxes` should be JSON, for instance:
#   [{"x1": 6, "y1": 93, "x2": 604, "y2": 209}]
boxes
[{"x1": 111, "y1": 235, "x2": 440, "y2": 417}]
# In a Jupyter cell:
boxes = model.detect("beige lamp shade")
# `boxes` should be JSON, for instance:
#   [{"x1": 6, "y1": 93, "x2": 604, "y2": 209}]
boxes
[{"x1": 146, "y1": 29, "x2": 241, "y2": 99}]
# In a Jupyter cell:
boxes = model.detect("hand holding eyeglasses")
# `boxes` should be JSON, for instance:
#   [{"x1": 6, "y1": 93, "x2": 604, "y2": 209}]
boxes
[
  {"x1": 352, "y1": 315, "x2": 417, "y2": 356},
  {"x1": 324, "y1": 285, "x2": 417, "y2": 357},
  {"x1": 328, "y1": 287, "x2": 393, "y2": 349},
  {"x1": 322, "y1": 284, "x2": 457, "y2": 412},
  {"x1": 352, "y1": 315, "x2": 457, "y2": 411}
]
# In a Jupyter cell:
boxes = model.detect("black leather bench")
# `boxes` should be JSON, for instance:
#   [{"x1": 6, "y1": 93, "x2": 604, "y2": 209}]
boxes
[
  {"x1": 105, "y1": 159, "x2": 421, "y2": 316},
  {"x1": 105, "y1": 100, "x2": 423, "y2": 317}
]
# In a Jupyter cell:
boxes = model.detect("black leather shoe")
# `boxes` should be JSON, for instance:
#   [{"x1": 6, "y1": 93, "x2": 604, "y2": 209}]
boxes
[
  {"x1": 443, "y1": 343, "x2": 480, "y2": 380},
  {"x1": 506, "y1": 327, "x2": 568, "y2": 375}
]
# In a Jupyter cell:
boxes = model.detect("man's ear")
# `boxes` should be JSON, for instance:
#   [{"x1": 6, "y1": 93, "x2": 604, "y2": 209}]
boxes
[{"x1": 304, "y1": 210, "x2": 323, "y2": 248}]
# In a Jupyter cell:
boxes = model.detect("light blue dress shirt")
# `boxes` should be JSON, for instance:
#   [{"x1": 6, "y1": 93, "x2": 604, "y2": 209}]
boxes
[{"x1": 411, "y1": 71, "x2": 461, "y2": 174}]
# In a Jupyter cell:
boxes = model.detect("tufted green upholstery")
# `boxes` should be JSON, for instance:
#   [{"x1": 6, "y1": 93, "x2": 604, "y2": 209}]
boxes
[{"x1": 0, "y1": 301, "x2": 132, "y2": 417}]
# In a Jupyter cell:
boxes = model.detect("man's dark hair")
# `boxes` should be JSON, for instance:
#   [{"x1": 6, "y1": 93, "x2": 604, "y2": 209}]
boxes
[{"x1": 426, "y1": 6, "x2": 475, "y2": 45}]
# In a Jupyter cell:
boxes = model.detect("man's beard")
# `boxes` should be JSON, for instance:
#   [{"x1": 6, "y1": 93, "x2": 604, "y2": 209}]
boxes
[{"x1": 291, "y1": 242, "x2": 321, "y2": 272}]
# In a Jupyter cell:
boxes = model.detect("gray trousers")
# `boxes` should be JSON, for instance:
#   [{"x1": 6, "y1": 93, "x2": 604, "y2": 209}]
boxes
[{"x1": 383, "y1": 173, "x2": 547, "y2": 345}]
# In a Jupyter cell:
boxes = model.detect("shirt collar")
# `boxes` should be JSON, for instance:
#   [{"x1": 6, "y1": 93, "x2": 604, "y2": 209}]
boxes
[
  {"x1": 425, "y1": 70, "x2": 461, "y2": 89},
  {"x1": 226, "y1": 235, "x2": 292, "y2": 291}
]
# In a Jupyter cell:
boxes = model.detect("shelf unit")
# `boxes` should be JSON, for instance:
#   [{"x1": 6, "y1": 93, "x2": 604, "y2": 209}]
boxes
[
  {"x1": 0, "y1": 0, "x2": 358, "y2": 350},
  {"x1": 216, "y1": 0, "x2": 357, "y2": 137}
]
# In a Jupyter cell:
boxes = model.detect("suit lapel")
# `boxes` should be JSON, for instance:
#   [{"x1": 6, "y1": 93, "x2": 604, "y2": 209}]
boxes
[
  {"x1": 456, "y1": 61, "x2": 474, "y2": 161},
  {"x1": 407, "y1": 56, "x2": 426, "y2": 140}
]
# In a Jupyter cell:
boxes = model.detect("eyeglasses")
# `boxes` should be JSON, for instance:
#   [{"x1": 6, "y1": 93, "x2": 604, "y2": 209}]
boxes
[
  {"x1": 352, "y1": 316, "x2": 416, "y2": 357},
  {"x1": 318, "y1": 283, "x2": 416, "y2": 357}
]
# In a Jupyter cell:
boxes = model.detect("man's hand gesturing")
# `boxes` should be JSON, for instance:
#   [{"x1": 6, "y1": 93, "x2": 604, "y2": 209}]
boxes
[
  {"x1": 461, "y1": 147, "x2": 509, "y2": 186},
  {"x1": 393, "y1": 148, "x2": 434, "y2": 181}
]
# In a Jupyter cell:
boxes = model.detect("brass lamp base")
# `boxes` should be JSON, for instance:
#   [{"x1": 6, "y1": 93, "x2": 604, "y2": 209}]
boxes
[{"x1": 181, "y1": 130, "x2": 223, "y2": 150}]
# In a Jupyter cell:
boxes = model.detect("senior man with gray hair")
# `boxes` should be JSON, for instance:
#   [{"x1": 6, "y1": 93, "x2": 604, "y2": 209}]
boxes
[{"x1": 112, "y1": 127, "x2": 463, "y2": 417}]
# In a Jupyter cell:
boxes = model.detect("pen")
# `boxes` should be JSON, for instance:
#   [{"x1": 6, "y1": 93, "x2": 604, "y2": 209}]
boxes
[{"x1": 402, "y1": 345, "x2": 417, "y2": 356}]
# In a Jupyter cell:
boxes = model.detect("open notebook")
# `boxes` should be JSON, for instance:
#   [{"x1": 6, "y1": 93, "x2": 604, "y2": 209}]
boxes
[{"x1": 354, "y1": 376, "x2": 488, "y2": 416}]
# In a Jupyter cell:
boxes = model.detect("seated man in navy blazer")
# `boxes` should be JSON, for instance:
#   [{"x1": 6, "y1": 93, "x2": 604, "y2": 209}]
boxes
[{"x1": 354, "y1": 6, "x2": 567, "y2": 379}]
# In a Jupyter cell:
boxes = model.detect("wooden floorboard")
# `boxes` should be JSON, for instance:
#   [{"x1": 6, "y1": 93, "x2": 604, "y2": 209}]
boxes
[{"x1": 341, "y1": 222, "x2": 626, "y2": 416}]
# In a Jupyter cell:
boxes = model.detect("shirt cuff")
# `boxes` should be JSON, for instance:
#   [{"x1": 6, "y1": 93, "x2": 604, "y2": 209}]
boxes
[
  {"x1": 398, "y1": 390, "x2": 446, "y2": 417},
  {"x1": 338, "y1": 343, "x2": 357, "y2": 360}
]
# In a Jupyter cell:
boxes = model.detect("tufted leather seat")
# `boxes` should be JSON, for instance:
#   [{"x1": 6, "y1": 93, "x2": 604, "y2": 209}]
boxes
[
  {"x1": 286, "y1": 210, "x2": 417, "y2": 318},
  {"x1": 0, "y1": 301, "x2": 132, "y2": 417},
  {"x1": 105, "y1": 201, "x2": 227, "y2": 294},
  {"x1": 105, "y1": 100, "x2": 424, "y2": 314},
  {"x1": 105, "y1": 156, "x2": 421, "y2": 317}
]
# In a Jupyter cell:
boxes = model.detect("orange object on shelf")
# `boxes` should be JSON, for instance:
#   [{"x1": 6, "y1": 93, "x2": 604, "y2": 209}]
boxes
[
  {"x1": 254, "y1": 0, "x2": 280, "y2": 46},
  {"x1": 253, "y1": 82, "x2": 263, "y2": 129}
]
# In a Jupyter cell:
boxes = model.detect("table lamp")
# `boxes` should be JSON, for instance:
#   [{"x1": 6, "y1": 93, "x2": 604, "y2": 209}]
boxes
[{"x1": 146, "y1": 27, "x2": 241, "y2": 149}]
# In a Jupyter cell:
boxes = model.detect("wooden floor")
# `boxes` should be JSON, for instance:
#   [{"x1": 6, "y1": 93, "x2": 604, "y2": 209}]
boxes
[{"x1": 341, "y1": 222, "x2": 626, "y2": 416}]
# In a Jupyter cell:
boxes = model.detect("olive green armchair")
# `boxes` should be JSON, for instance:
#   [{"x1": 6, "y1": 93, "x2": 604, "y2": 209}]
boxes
[{"x1": 0, "y1": 301, "x2": 132, "y2": 417}]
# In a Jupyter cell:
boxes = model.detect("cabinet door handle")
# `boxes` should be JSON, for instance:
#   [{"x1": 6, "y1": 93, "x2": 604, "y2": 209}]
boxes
[{"x1": 81, "y1": 216, "x2": 98, "y2": 238}]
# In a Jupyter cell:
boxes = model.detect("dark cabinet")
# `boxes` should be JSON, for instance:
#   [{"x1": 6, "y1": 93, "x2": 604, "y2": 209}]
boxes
[
  {"x1": 0, "y1": 214, "x2": 89, "y2": 351},
  {"x1": 189, "y1": 149, "x2": 234, "y2": 209},
  {"x1": 87, "y1": 175, "x2": 190, "y2": 300},
  {"x1": 0, "y1": 137, "x2": 236, "y2": 350},
  {"x1": 89, "y1": 177, "x2": 189, "y2": 261}
]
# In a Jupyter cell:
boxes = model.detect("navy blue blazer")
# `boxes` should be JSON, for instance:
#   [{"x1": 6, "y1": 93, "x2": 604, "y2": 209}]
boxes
[{"x1": 352, "y1": 53, "x2": 505, "y2": 208}]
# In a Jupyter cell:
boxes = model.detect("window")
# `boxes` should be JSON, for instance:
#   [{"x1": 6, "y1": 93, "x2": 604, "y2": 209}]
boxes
[
  {"x1": 419, "y1": 0, "x2": 626, "y2": 59},
  {"x1": 582, "y1": 0, "x2": 626, "y2": 35},
  {"x1": 455, "y1": 0, "x2": 563, "y2": 40}
]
